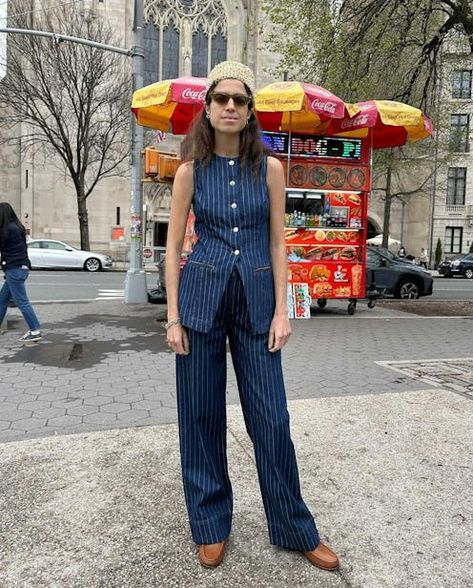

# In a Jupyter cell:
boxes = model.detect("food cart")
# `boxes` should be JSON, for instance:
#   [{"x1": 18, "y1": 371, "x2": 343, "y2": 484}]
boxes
[
  {"x1": 132, "y1": 78, "x2": 434, "y2": 315},
  {"x1": 262, "y1": 131, "x2": 370, "y2": 314}
]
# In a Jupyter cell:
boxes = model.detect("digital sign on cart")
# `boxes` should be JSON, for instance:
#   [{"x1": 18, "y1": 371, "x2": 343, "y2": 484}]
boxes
[{"x1": 262, "y1": 132, "x2": 362, "y2": 160}]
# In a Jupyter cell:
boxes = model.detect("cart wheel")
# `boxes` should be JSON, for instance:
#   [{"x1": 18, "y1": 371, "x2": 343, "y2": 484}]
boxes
[
  {"x1": 317, "y1": 299, "x2": 327, "y2": 309},
  {"x1": 368, "y1": 299, "x2": 376, "y2": 309},
  {"x1": 348, "y1": 300, "x2": 357, "y2": 315}
]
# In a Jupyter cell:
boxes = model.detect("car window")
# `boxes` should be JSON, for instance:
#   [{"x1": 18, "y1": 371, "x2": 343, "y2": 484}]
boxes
[
  {"x1": 27, "y1": 242, "x2": 41, "y2": 248},
  {"x1": 43, "y1": 241, "x2": 67, "y2": 251},
  {"x1": 464, "y1": 254, "x2": 473, "y2": 261},
  {"x1": 367, "y1": 249, "x2": 383, "y2": 267}
]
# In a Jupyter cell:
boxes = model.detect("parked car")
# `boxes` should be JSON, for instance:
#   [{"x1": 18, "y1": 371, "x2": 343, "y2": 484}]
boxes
[
  {"x1": 27, "y1": 239, "x2": 112, "y2": 271},
  {"x1": 366, "y1": 245, "x2": 433, "y2": 299},
  {"x1": 438, "y1": 253, "x2": 473, "y2": 279}
]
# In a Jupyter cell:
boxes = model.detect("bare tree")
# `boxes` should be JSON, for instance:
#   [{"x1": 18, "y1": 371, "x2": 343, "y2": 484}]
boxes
[{"x1": 0, "y1": 1, "x2": 131, "y2": 250}]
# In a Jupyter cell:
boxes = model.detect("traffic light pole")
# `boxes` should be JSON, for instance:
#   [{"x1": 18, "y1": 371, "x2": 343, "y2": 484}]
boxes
[
  {"x1": 124, "y1": 0, "x2": 147, "y2": 303},
  {"x1": 1, "y1": 2, "x2": 147, "y2": 303}
]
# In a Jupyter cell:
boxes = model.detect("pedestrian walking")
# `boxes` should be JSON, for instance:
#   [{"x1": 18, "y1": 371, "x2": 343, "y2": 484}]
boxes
[
  {"x1": 165, "y1": 61, "x2": 339, "y2": 571},
  {"x1": 419, "y1": 247, "x2": 428, "y2": 268},
  {"x1": 0, "y1": 202, "x2": 42, "y2": 342},
  {"x1": 398, "y1": 245, "x2": 406, "y2": 258}
]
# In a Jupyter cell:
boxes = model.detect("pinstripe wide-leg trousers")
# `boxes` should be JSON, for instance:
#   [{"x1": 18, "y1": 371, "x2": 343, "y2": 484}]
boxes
[{"x1": 176, "y1": 268, "x2": 320, "y2": 551}]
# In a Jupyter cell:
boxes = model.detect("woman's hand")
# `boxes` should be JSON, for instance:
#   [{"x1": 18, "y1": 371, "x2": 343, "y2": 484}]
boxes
[
  {"x1": 166, "y1": 324, "x2": 190, "y2": 355},
  {"x1": 268, "y1": 314, "x2": 291, "y2": 353}
]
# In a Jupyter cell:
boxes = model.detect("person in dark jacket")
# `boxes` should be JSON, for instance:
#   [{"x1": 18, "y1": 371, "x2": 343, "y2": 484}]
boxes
[
  {"x1": 165, "y1": 62, "x2": 339, "y2": 571},
  {"x1": 0, "y1": 202, "x2": 42, "y2": 342}
]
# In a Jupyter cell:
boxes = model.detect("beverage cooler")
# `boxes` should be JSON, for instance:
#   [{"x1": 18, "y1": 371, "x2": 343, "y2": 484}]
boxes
[{"x1": 263, "y1": 132, "x2": 372, "y2": 315}]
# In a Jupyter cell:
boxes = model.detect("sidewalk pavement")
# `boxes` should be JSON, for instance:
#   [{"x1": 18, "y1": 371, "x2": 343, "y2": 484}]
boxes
[{"x1": 1, "y1": 299, "x2": 472, "y2": 587}]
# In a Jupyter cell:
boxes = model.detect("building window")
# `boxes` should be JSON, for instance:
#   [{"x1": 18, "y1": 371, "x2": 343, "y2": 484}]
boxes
[
  {"x1": 162, "y1": 25, "x2": 180, "y2": 79},
  {"x1": 143, "y1": 22, "x2": 159, "y2": 86},
  {"x1": 211, "y1": 31, "x2": 227, "y2": 69},
  {"x1": 192, "y1": 24, "x2": 209, "y2": 77},
  {"x1": 445, "y1": 227, "x2": 463, "y2": 253},
  {"x1": 447, "y1": 167, "x2": 467, "y2": 205},
  {"x1": 452, "y1": 70, "x2": 472, "y2": 99},
  {"x1": 450, "y1": 114, "x2": 470, "y2": 152},
  {"x1": 144, "y1": 0, "x2": 228, "y2": 82}
]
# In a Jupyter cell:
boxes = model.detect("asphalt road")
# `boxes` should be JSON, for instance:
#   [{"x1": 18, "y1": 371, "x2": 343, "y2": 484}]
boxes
[
  {"x1": 23, "y1": 270, "x2": 473, "y2": 303},
  {"x1": 25, "y1": 270, "x2": 153, "y2": 303}
]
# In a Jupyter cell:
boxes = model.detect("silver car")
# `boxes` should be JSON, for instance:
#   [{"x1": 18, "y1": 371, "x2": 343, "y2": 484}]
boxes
[{"x1": 27, "y1": 239, "x2": 112, "y2": 272}]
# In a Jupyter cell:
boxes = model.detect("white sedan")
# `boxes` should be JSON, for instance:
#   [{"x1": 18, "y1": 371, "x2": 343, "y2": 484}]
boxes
[{"x1": 27, "y1": 239, "x2": 112, "y2": 272}]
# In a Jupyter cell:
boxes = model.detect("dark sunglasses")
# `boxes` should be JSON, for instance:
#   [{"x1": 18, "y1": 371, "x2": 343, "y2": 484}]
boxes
[{"x1": 210, "y1": 92, "x2": 251, "y2": 107}]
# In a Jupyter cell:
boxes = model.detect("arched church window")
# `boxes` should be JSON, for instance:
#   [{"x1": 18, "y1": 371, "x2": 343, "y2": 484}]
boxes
[{"x1": 143, "y1": 0, "x2": 228, "y2": 83}]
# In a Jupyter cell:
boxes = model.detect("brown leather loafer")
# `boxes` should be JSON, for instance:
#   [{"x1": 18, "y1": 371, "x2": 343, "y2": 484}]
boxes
[
  {"x1": 304, "y1": 542, "x2": 339, "y2": 570},
  {"x1": 198, "y1": 541, "x2": 226, "y2": 568}
]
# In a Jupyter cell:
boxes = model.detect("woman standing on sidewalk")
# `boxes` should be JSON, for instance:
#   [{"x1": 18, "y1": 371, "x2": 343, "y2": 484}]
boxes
[
  {"x1": 165, "y1": 61, "x2": 339, "y2": 571},
  {"x1": 0, "y1": 202, "x2": 42, "y2": 342}
]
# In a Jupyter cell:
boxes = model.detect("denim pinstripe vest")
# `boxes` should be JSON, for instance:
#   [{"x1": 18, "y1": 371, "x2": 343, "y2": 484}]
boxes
[{"x1": 178, "y1": 154, "x2": 275, "y2": 334}]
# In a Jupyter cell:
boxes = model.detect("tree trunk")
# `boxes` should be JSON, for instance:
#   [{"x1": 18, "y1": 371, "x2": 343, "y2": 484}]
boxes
[
  {"x1": 381, "y1": 165, "x2": 392, "y2": 249},
  {"x1": 76, "y1": 186, "x2": 90, "y2": 251}
]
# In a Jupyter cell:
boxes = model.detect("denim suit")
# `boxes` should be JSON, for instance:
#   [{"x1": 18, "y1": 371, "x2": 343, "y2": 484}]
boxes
[{"x1": 176, "y1": 154, "x2": 319, "y2": 550}]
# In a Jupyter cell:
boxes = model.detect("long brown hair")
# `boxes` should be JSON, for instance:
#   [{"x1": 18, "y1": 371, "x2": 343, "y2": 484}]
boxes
[{"x1": 181, "y1": 83, "x2": 270, "y2": 177}]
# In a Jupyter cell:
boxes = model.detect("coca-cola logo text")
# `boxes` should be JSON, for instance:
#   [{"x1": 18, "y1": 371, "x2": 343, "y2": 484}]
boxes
[
  {"x1": 182, "y1": 88, "x2": 206, "y2": 101},
  {"x1": 311, "y1": 99, "x2": 337, "y2": 114},
  {"x1": 341, "y1": 114, "x2": 369, "y2": 129}
]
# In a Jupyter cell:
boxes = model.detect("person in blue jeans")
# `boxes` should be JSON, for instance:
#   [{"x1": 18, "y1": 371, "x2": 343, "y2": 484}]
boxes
[{"x1": 0, "y1": 202, "x2": 42, "y2": 342}]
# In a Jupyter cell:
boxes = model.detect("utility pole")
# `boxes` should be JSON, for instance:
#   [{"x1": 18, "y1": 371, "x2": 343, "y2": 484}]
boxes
[
  {"x1": 124, "y1": 0, "x2": 147, "y2": 303},
  {"x1": 1, "y1": 0, "x2": 147, "y2": 303}
]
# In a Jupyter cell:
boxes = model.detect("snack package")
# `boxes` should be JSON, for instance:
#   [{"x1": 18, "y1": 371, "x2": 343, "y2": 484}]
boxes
[{"x1": 293, "y1": 283, "x2": 311, "y2": 319}]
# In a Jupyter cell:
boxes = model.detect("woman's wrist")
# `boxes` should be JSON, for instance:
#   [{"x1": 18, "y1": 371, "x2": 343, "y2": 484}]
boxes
[{"x1": 165, "y1": 318, "x2": 181, "y2": 330}]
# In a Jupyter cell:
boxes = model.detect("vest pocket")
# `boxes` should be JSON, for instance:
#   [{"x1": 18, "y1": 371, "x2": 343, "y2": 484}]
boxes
[
  {"x1": 179, "y1": 259, "x2": 219, "y2": 323},
  {"x1": 187, "y1": 260, "x2": 216, "y2": 271},
  {"x1": 254, "y1": 265, "x2": 272, "y2": 272}
]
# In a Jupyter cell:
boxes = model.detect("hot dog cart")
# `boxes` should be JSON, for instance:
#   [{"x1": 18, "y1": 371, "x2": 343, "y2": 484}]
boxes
[{"x1": 262, "y1": 132, "x2": 371, "y2": 315}]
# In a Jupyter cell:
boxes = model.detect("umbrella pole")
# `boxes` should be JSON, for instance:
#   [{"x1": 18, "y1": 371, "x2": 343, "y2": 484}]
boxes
[{"x1": 287, "y1": 113, "x2": 292, "y2": 185}]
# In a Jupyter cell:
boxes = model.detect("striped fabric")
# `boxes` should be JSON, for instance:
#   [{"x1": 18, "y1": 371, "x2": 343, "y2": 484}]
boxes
[
  {"x1": 178, "y1": 154, "x2": 275, "y2": 334},
  {"x1": 177, "y1": 268, "x2": 320, "y2": 550}
]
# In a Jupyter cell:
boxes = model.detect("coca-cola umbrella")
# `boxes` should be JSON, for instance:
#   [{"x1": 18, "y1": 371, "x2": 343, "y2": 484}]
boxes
[
  {"x1": 131, "y1": 76, "x2": 207, "y2": 134},
  {"x1": 322, "y1": 100, "x2": 434, "y2": 149},
  {"x1": 254, "y1": 81, "x2": 346, "y2": 133}
]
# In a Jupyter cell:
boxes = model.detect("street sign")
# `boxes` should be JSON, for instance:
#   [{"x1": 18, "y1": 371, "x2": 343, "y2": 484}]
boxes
[
  {"x1": 143, "y1": 247, "x2": 153, "y2": 259},
  {"x1": 0, "y1": 3, "x2": 7, "y2": 81}
]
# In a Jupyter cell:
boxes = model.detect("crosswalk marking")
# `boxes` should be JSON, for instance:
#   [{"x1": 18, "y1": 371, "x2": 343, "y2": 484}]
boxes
[{"x1": 96, "y1": 289, "x2": 124, "y2": 300}]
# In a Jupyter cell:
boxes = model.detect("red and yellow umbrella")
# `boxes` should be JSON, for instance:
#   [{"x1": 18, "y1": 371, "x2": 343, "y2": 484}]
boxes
[
  {"x1": 255, "y1": 81, "x2": 346, "y2": 133},
  {"x1": 131, "y1": 76, "x2": 206, "y2": 134},
  {"x1": 323, "y1": 100, "x2": 434, "y2": 149}
]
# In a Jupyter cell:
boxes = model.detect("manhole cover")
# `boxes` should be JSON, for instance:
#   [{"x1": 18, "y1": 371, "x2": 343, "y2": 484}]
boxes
[{"x1": 377, "y1": 358, "x2": 473, "y2": 399}]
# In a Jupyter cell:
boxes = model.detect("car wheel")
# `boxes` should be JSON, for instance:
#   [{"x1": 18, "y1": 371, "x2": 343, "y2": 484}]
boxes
[
  {"x1": 463, "y1": 268, "x2": 473, "y2": 279},
  {"x1": 396, "y1": 279, "x2": 421, "y2": 299},
  {"x1": 84, "y1": 257, "x2": 102, "y2": 272}
]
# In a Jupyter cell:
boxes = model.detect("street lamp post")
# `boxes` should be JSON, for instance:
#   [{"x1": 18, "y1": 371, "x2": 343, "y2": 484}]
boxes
[{"x1": 124, "y1": 0, "x2": 147, "y2": 303}]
